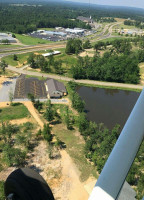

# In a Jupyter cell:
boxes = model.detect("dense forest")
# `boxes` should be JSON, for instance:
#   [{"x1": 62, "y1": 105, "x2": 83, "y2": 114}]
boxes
[{"x1": 1, "y1": 1, "x2": 144, "y2": 33}]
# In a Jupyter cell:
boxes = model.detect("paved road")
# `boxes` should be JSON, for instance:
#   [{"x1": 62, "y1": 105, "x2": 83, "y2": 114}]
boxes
[
  {"x1": 14, "y1": 98, "x2": 68, "y2": 103},
  {"x1": 0, "y1": 77, "x2": 17, "y2": 102},
  {"x1": 7, "y1": 66, "x2": 144, "y2": 90},
  {"x1": 0, "y1": 43, "x2": 65, "y2": 58}
]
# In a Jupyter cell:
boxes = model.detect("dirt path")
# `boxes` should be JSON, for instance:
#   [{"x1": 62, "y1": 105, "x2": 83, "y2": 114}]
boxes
[
  {"x1": 61, "y1": 150, "x2": 89, "y2": 200},
  {"x1": 22, "y1": 101, "x2": 44, "y2": 128}
]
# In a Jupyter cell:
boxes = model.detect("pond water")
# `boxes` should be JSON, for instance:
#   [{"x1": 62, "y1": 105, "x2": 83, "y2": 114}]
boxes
[{"x1": 76, "y1": 86, "x2": 140, "y2": 129}]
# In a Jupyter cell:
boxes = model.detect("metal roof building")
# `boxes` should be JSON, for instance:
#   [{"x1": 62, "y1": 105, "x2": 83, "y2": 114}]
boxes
[
  {"x1": 42, "y1": 51, "x2": 61, "y2": 57},
  {"x1": 0, "y1": 33, "x2": 16, "y2": 43}
]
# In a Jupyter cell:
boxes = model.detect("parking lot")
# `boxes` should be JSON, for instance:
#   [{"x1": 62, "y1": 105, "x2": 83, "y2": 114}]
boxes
[{"x1": 0, "y1": 77, "x2": 17, "y2": 102}]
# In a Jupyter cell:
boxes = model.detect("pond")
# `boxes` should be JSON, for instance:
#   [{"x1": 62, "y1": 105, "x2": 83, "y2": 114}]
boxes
[{"x1": 76, "y1": 86, "x2": 140, "y2": 129}]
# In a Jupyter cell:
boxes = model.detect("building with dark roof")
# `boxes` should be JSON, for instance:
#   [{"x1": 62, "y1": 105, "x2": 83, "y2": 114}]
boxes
[{"x1": 45, "y1": 79, "x2": 67, "y2": 99}]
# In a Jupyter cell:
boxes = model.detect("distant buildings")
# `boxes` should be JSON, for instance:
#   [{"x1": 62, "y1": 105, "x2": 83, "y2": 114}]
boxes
[
  {"x1": 0, "y1": 33, "x2": 17, "y2": 43},
  {"x1": 119, "y1": 29, "x2": 144, "y2": 36},
  {"x1": 29, "y1": 27, "x2": 93, "y2": 42}
]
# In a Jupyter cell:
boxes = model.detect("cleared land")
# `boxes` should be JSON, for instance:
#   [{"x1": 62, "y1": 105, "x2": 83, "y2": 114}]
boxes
[{"x1": 15, "y1": 34, "x2": 53, "y2": 45}]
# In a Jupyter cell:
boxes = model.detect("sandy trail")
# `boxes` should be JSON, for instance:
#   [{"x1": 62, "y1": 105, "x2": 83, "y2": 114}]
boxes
[
  {"x1": 61, "y1": 150, "x2": 89, "y2": 200},
  {"x1": 22, "y1": 101, "x2": 44, "y2": 128}
]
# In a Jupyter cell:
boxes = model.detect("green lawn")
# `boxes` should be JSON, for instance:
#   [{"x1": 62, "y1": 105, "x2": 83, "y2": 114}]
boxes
[
  {"x1": 15, "y1": 34, "x2": 52, "y2": 45},
  {"x1": 37, "y1": 28, "x2": 55, "y2": 31},
  {"x1": 53, "y1": 124, "x2": 98, "y2": 182},
  {"x1": 0, "y1": 104, "x2": 29, "y2": 121},
  {"x1": 1, "y1": 52, "x2": 31, "y2": 67}
]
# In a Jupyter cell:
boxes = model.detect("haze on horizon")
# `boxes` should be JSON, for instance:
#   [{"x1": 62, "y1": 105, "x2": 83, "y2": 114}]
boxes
[{"x1": 64, "y1": 0, "x2": 144, "y2": 9}]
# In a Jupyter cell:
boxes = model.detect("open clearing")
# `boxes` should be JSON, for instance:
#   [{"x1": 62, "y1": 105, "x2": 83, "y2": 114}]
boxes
[
  {"x1": 15, "y1": 34, "x2": 53, "y2": 45},
  {"x1": 0, "y1": 103, "x2": 29, "y2": 121}
]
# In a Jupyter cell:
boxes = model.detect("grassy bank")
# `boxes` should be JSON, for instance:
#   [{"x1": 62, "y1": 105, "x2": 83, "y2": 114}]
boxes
[
  {"x1": 76, "y1": 82, "x2": 142, "y2": 93},
  {"x1": 53, "y1": 124, "x2": 98, "y2": 182}
]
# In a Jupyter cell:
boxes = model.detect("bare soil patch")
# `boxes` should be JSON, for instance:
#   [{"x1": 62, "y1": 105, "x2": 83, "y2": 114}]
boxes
[
  {"x1": 79, "y1": 51, "x2": 94, "y2": 57},
  {"x1": 10, "y1": 117, "x2": 33, "y2": 125}
]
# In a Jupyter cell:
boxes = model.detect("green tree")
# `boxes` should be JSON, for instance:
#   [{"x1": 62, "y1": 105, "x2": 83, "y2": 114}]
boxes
[
  {"x1": 3, "y1": 145, "x2": 26, "y2": 167},
  {"x1": 16, "y1": 132, "x2": 32, "y2": 150},
  {"x1": 27, "y1": 93, "x2": 35, "y2": 104},
  {"x1": 0, "y1": 60, "x2": 8, "y2": 74},
  {"x1": 64, "y1": 107, "x2": 71, "y2": 130},
  {"x1": 83, "y1": 40, "x2": 91, "y2": 49},
  {"x1": 44, "y1": 100, "x2": 55, "y2": 122},
  {"x1": 13, "y1": 54, "x2": 18, "y2": 61},
  {"x1": 27, "y1": 53, "x2": 36, "y2": 68},
  {"x1": 72, "y1": 92, "x2": 85, "y2": 112},
  {"x1": 78, "y1": 113, "x2": 88, "y2": 133},
  {"x1": 42, "y1": 124, "x2": 52, "y2": 143},
  {"x1": 9, "y1": 88, "x2": 14, "y2": 105},
  {"x1": 0, "y1": 181, "x2": 5, "y2": 200},
  {"x1": 1, "y1": 39, "x2": 10, "y2": 45}
]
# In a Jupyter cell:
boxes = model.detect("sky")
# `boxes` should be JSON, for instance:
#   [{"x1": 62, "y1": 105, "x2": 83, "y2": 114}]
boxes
[{"x1": 64, "y1": 0, "x2": 144, "y2": 9}]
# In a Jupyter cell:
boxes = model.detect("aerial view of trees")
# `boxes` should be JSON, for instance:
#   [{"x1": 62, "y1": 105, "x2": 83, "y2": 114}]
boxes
[{"x1": 65, "y1": 39, "x2": 83, "y2": 55}]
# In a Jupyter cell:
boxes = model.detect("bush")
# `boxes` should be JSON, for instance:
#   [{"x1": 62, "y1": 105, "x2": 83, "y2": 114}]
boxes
[
  {"x1": 0, "y1": 181, "x2": 5, "y2": 200},
  {"x1": 3, "y1": 145, "x2": 26, "y2": 167}
]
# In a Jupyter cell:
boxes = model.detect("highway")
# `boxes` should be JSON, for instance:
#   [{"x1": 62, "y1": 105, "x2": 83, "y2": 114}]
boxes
[{"x1": 0, "y1": 22, "x2": 122, "y2": 58}]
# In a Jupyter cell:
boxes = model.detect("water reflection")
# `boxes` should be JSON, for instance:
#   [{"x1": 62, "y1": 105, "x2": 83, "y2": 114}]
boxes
[{"x1": 76, "y1": 86, "x2": 140, "y2": 129}]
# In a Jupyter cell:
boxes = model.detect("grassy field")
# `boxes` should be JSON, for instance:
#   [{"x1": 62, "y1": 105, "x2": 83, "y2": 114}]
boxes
[
  {"x1": 115, "y1": 23, "x2": 141, "y2": 30},
  {"x1": 15, "y1": 34, "x2": 52, "y2": 45},
  {"x1": 1, "y1": 52, "x2": 31, "y2": 67},
  {"x1": 37, "y1": 28, "x2": 55, "y2": 31},
  {"x1": 2, "y1": 48, "x2": 77, "y2": 74},
  {"x1": 53, "y1": 123, "x2": 98, "y2": 182},
  {"x1": 0, "y1": 103, "x2": 29, "y2": 121}
]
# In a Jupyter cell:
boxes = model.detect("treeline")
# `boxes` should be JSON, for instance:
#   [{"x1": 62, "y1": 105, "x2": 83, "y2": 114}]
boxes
[
  {"x1": 67, "y1": 81, "x2": 144, "y2": 200},
  {"x1": 0, "y1": 3, "x2": 91, "y2": 34},
  {"x1": 124, "y1": 20, "x2": 144, "y2": 29},
  {"x1": 1, "y1": 1, "x2": 144, "y2": 34},
  {"x1": 99, "y1": 17, "x2": 116, "y2": 23}
]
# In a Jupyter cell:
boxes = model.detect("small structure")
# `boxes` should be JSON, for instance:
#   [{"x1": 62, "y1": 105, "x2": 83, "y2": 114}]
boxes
[
  {"x1": 0, "y1": 33, "x2": 16, "y2": 43},
  {"x1": 42, "y1": 51, "x2": 61, "y2": 57},
  {"x1": 77, "y1": 16, "x2": 93, "y2": 23},
  {"x1": 45, "y1": 79, "x2": 67, "y2": 99}
]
